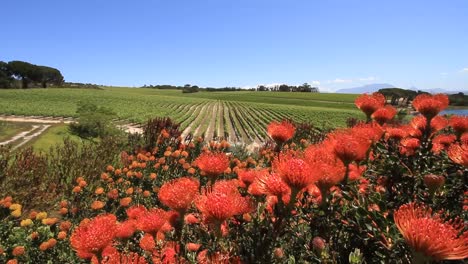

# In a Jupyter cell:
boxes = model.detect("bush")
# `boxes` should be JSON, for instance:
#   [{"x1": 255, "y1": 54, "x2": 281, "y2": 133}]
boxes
[{"x1": 69, "y1": 102, "x2": 121, "y2": 140}]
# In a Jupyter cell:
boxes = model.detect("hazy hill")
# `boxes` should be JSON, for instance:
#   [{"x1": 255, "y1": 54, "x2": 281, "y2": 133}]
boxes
[{"x1": 335, "y1": 83, "x2": 395, "y2": 94}]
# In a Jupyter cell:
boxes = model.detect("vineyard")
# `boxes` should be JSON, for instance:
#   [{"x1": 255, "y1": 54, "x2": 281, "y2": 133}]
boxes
[{"x1": 0, "y1": 88, "x2": 362, "y2": 144}]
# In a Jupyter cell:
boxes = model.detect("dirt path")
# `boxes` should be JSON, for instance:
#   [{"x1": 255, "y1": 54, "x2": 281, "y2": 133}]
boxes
[
  {"x1": 181, "y1": 103, "x2": 209, "y2": 139},
  {"x1": 216, "y1": 101, "x2": 224, "y2": 140},
  {"x1": 193, "y1": 102, "x2": 214, "y2": 138},
  {"x1": 204, "y1": 102, "x2": 218, "y2": 141}
]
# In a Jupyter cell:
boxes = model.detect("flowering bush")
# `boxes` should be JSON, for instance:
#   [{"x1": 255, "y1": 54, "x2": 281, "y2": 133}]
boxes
[{"x1": 0, "y1": 92, "x2": 466, "y2": 263}]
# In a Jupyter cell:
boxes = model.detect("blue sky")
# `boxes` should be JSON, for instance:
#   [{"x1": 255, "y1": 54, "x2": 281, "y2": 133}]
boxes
[{"x1": 3, "y1": 0, "x2": 468, "y2": 92}]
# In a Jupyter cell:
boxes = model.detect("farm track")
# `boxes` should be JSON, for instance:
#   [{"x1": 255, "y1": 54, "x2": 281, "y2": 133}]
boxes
[
  {"x1": 192, "y1": 102, "x2": 215, "y2": 138},
  {"x1": 222, "y1": 102, "x2": 238, "y2": 142},
  {"x1": 204, "y1": 102, "x2": 218, "y2": 141},
  {"x1": 216, "y1": 101, "x2": 224, "y2": 140},
  {"x1": 181, "y1": 103, "x2": 209, "y2": 139},
  {"x1": 0, "y1": 115, "x2": 144, "y2": 149}
]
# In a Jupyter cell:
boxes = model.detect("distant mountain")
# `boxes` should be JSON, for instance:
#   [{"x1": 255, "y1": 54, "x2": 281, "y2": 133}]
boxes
[{"x1": 335, "y1": 83, "x2": 396, "y2": 94}]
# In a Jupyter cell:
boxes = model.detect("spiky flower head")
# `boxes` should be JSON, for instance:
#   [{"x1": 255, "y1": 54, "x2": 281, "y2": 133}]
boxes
[
  {"x1": 371, "y1": 105, "x2": 397, "y2": 125},
  {"x1": 355, "y1": 92, "x2": 386, "y2": 118},
  {"x1": 70, "y1": 214, "x2": 117, "y2": 259},
  {"x1": 195, "y1": 152, "x2": 230, "y2": 178},
  {"x1": 412, "y1": 93, "x2": 449, "y2": 120},
  {"x1": 272, "y1": 153, "x2": 316, "y2": 191},
  {"x1": 136, "y1": 209, "x2": 168, "y2": 235},
  {"x1": 448, "y1": 143, "x2": 468, "y2": 167},
  {"x1": 158, "y1": 177, "x2": 200, "y2": 211},
  {"x1": 449, "y1": 116, "x2": 468, "y2": 135},
  {"x1": 195, "y1": 180, "x2": 252, "y2": 224},
  {"x1": 267, "y1": 120, "x2": 296, "y2": 143},
  {"x1": 394, "y1": 203, "x2": 468, "y2": 260}
]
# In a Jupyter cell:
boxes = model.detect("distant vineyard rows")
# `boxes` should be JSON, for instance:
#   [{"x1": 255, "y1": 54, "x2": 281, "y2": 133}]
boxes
[{"x1": 0, "y1": 88, "x2": 362, "y2": 143}]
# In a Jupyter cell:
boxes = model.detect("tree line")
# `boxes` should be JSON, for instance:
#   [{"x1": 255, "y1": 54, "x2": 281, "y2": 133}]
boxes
[
  {"x1": 141, "y1": 83, "x2": 320, "y2": 93},
  {"x1": 0, "y1": 60, "x2": 64, "y2": 88},
  {"x1": 256, "y1": 83, "x2": 319, "y2": 92}
]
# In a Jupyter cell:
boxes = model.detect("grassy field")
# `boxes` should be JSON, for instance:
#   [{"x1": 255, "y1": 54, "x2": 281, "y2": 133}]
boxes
[
  {"x1": 27, "y1": 124, "x2": 81, "y2": 153},
  {"x1": 0, "y1": 88, "x2": 363, "y2": 143},
  {"x1": 0, "y1": 122, "x2": 33, "y2": 142}
]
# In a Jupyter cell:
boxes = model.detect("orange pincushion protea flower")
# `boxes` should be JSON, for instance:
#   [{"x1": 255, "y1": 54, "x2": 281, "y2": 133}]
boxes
[
  {"x1": 431, "y1": 134, "x2": 456, "y2": 154},
  {"x1": 158, "y1": 177, "x2": 200, "y2": 211},
  {"x1": 139, "y1": 233, "x2": 156, "y2": 251},
  {"x1": 136, "y1": 209, "x2": 168, "y2": 235},
  {"x1": 267, "y1": 120, "x2": 296, "y2": 143},
  {"x1": 328, "y1": 130, "x2": 371, "y2": 165},
  {"x1": 449, "y1": 116, "x2": 468, "y2": 135},
  {"x1": 448, "y1": 143, "x2": 468, "y2": 167},
  {"x1": 272, "y1": 153, "x2": 316, "y2": 192},
  {"x1": 354, "y1": 93, "x2": 386, "y2": 118},
  {"x1": 304, "y1": 144, "x2": 346, "y2": 191},
  {"x1": 195, "y1": 152, "x2": 230, "y2": 178},
  {"x1": 195, "y1": 180, "x2": 251, "y2": 224},
  {"x1": 70, "y1": 214, "x2": 117, "y2": 260},
  {"x1": 384, "y1": 127, "x2": 408, "y2": 141},
  {"x1": 394, "y1": 203, "x2": 468, "y2": 260},
  {"x1": 412, "y1": 93, "x2": 449, "y2": 119},
  {"x1": 237, "y1": 168, "x2": 269, "y2": 188},
  {"x1": 371, "y1": 105, "x2": 397, "y2": 125},
  {"x1": 399, "y1": 137, "x2": 420, "y2": 156}
]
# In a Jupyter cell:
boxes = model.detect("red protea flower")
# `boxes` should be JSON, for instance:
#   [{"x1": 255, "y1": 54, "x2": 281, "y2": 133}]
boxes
[
  {"x1": 412, "y1": 93, "x2": 449, "y2": 119},
  {"x1": 158, "y1": 177, "x2": 200, "y2": 212},
  {"x1": 327, "y1": 130, "x2": 371, "y2": 165},
  {"x1": 115, "y1": 220, "x2": 136, "y2": 239},
  {"x1": 126, "y1": 205, "x2": 147, "y2": 220},
  {"x1": 195, "y1": 152, "x2": 230, "y2": 179},
  {"x1": 267, "y1": 120, "x2": 296, "y2": 143},
  {"x1": 384, "y1": 127, "x2": 408, "y2": 141},
  {"x1": 70, "y1": 214, "x2": 117, "y2": 260},
  {"x1": 272, "y1": 153, "x2": 316, "y2": 192},
  {"x1": 348, "y1": 164, "x2": 366, "y2": 181},
  {"x1": 430, "y1": 116, "x2": 449, "y2": 133},
  {"x1": 448, "y1": 143, "x2": 468, "y2": 167},
  {"x1": 449, "y1": 116, "x2": 468, "y2": 135},
  {"x1": 462, "y1": 133, "x2": 468, "y2": 145},
  {"x1": 237, "y1": 168, "x2": 269, "y2": 188},
  {"x1": 139, "y1": 233, "x2": 156, "y2": 251},
  {"x1": 431, "y1": 134, "x2": 456, "y2": 154},
  {"x1": 371, "y1": 105, "x2": 397, "y2": 125},
  {"x1": 399, "y1": 137, "x2": 420, "y2": 156},
  {"x1": 136, "y1": 209, "x2": 168, "y2": 235},
  {"x1": 355, "y1": 93, "x2": 386, "y2": 118},
  {"x1": 304, "y1": 144, "x2": 346, "y2": 192},
  {"x1": 195, "y1": 180, "x2": 252, "y2": 225},
  {"x1": 394, "y1": 203, "x2": 468, "y2": 261},
  {"x1": 93, "y1": 246, "x2": 148, "y2": 264},
  {"x1": 254, "y1": 172, "x2": 291, "y2": 199}
]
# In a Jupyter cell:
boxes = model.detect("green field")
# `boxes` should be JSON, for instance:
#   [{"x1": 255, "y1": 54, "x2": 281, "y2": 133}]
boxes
[{"x1": 0, "y1": 88, "x2": 362, "y2": 143}]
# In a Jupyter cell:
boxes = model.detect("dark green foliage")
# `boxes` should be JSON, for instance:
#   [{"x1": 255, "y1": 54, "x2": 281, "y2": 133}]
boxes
[
  {"x1": 1, "y1": 60, "x2": 64, "y2": 88},
  {"x1": 69, "y1": 102, "x2": 120, "y2": 139}
]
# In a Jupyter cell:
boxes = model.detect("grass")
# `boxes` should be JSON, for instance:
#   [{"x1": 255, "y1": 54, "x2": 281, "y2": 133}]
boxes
[
  {"x1": 27, "y1": 124, "x2": 81, "y2": 153},
  {"x1": 0, "y1": 122, "x2": 33, "y2": 142}
]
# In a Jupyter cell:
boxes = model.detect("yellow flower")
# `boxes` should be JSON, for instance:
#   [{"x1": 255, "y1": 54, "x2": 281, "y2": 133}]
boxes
[
  {"x1": 11, "y1": 209, "x2": 22, "y2": 218},
  {"x1": 9, "y1": 203, "x2": 22, "y2": 211},
  {"x1": 36, "y1": 212, "x2": 48, "y2": 220},
  {"x1": 20, "y1": 219, "x2": 33, "y2": 227}
]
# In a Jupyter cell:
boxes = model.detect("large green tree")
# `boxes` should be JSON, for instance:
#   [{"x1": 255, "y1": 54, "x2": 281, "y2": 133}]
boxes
[
  {"x1": 0, "y1": 61, "x2": 13, "y2": 88},
  {"x1": 39, "y1": 66, "x2": 64, "y2": 88},
  {"x1": 5, "y1": 61, "x2": 63, "y2": 88}
]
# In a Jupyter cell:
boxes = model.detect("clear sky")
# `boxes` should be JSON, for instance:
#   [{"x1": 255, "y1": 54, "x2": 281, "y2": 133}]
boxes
[{"x1": 3, "y1": 0, "x2": 468, "y2": 92}]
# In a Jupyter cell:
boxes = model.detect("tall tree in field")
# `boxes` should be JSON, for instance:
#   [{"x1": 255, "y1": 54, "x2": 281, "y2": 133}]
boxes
[
  {"x1": 0, "y1": 61, "x2": 13, "y2": 88},
  {"x1": 7, "y1": 61, "x2": 39, "y2": 88},
  {"x1": 39, "y1": 66, "x2": 64, "y2": 87}
]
